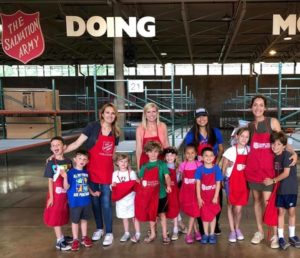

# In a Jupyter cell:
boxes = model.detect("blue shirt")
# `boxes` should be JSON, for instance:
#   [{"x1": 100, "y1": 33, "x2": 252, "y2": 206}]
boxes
[
  {"x1": 67, "y1": 168, "x2": 91, "y2": 208},
  {"x1": 184, "y1": 127, "x2": 223, "y2": 156},
  {"x1": 194, "y1": 165, "x2": 223, "y2": 181}
]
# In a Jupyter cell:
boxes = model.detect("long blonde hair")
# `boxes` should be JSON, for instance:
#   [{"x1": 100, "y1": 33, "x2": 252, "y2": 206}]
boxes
[
  {"x1": 141, "y1": 102, "x2": 160, "y2": 129},
  {"x1": 99, "y1": 103, "x2": 120, "y2": 137}
]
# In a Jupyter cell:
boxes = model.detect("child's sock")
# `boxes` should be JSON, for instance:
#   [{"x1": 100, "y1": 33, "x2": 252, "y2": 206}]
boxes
[
  {"x1": 289, "y1": 226, "x2": 295, "y2": 238},
  {"x1": 57, "y1": 236, "x2": 64, "y2": 243},
  {"x1": 125, "y1": 231, "x2": 130, "y2": 236},
  {"x1": 278, "y1": 228, "x2": 284, "y2": 238},
  {"x1": 135, "y1": 232, "x2": 141, "y2": 238}
]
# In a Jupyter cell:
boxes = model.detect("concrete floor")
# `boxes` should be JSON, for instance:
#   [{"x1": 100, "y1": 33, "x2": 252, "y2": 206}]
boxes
[{"x1": 0, "y1": 146, "x2": 299, "y2": 258}]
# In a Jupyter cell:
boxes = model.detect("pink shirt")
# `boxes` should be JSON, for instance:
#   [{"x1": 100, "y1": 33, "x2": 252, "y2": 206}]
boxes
[{"x1": 179, "y1": 160, "x2": 202, "y2": 172}]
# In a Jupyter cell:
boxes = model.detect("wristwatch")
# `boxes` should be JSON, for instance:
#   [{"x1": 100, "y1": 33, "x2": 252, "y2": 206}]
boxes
[{"x1": 273, "y1": 178, "x2": 277, "y2": 184}]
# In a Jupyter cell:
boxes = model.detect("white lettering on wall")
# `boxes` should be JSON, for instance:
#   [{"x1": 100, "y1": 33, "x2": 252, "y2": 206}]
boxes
[
  {"x1": 66, "y1": 16, "x2": 156, "y2": 38},
  {"x1": 272, "y1": 14, "x2": 300, "y2": 35}
]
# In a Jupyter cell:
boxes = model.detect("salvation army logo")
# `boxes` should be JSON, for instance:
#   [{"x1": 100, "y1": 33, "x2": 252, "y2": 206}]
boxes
[
  {"x1": 0, "y1": 11, "x2": 45, "y2": 64},
  {"x1": 101, "y1": 141, "x2": 113, "y2": 153}
]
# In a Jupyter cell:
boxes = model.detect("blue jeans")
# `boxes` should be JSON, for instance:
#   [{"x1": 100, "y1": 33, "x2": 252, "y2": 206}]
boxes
[{"x1": 89, "y1": 182, "x2": 112, "y2": 233}]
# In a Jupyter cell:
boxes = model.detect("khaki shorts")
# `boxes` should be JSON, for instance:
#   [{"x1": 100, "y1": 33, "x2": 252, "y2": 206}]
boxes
[{"x1": 248, "y1": 182, "x2": 273, "y2": 192}]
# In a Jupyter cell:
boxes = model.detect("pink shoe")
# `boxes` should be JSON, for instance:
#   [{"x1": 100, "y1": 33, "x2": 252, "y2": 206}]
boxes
[
  {"x1": 185, "y1": 234, "x2": 194, "y2": 244},
  {"x1": 195, "y1": 232, "x2": 202, "y2": 241}
]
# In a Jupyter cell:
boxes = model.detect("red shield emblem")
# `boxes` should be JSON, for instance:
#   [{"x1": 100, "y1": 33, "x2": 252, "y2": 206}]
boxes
[{"x1": 0, "y1": 11, "x2": 45, "y2": 64}]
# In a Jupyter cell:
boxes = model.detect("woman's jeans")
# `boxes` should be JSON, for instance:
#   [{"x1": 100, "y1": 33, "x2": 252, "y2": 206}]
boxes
[{"x1": 89, "y1": 182, "x2": 112, "y2": 233}]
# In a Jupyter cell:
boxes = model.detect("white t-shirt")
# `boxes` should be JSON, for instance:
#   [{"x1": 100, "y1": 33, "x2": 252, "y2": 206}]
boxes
[
  {"x1": 112, "y1": 170, "x2": 137, "y2": 184},
  {"x1": 222, "y1": 146, "x2": 250, "y2": 177}
]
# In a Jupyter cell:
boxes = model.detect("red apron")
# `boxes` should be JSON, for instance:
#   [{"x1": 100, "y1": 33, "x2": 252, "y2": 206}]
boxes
[
  {"x1": 228, "y1": 146, "x2": 249, "y2": 206},
  {"x1": 263, "y1": 182, "x2": 279, "y2": 227},
  {"x1": 245, "y1": 120, "x2": 275, "y2": 183},
  {"x1": 87, "y1": 132, "x2": 115, "y2": 184},
  {"x1": 199, "y1": 166, "x2": 221, "y2": 222},
  {"x1": 166, "y1": 168, "x2": 180, "y2": 219},
  {"x1": 139, "y1": 126, "x2": 163, "y2": 168},
  {"x1": 111, "y1": 171, "x2": 136, "y2": 202},
  {"x1": 179, "y1": 162, "x2": 201, "y2": 218},
  {"x1": 43, "y1": 164, "x2": 69, "y2": 227},
  {"x1": 135, "y1": 165, "x2": 160, "y2": 222}
]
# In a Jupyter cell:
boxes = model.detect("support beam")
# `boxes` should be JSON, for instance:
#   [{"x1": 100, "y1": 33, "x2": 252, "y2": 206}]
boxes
[{"x1": 181, "y1": 1, "x2": 193, "y2": 64}]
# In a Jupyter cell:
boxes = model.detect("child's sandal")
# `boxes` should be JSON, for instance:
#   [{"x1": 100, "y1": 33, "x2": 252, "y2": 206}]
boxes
[
  {"x1": 144, "y1": 235, "x2": 155, "y2": 244},
  {"x1": 162, "y1": 237, "x2": 171, "y2": 245}
]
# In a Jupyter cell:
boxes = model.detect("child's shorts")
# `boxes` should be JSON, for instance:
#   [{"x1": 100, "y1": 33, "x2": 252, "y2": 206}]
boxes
[
  {"x1": 158, "y1": 197, "x2": 168, "y2": 214},
  {"x1": 276, "y1": 194, "x2": 297, "y2": 209},
  {"x1": 70, "y1": 204, "x2": 92, "y2": 224}
]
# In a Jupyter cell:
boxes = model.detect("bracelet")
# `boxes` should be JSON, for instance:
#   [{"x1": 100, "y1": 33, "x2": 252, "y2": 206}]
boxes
[{"x1": 273, "y1": 178, "x2": 277, "y2": 184}]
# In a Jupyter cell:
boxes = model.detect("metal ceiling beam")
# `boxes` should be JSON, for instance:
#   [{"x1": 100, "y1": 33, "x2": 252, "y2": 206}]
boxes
[
  {"x1": 218, "y1": 0, "x2": 246, "y2": 63},
  {"x1": 181, "y1": 2, "x2": 193, "y2": 64}
]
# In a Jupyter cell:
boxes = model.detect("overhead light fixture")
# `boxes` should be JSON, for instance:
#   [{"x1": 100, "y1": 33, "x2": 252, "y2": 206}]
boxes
[
  {"x1": 160, "y1": 52, "x2": 167, "y2": 56},
  {"x1": 269, "y1": 49, "x2": 277, "y2": 56},
  {"x1": 221, "y1": 14, "x2": 232, "y2": 21},
  {"x1": 284, "y1": 36, "x2": 292, "y2": 41}
]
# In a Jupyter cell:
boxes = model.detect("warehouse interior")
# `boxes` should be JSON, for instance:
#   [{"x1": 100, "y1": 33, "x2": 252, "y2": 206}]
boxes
[{"x1": 0, "y1": 1, "x2": 300, "y2": 257}]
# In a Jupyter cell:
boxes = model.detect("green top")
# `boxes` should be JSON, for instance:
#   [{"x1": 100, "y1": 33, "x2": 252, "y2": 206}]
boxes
[{"x1": 139, "y1": 160, "x2": 169, "y2": 198}]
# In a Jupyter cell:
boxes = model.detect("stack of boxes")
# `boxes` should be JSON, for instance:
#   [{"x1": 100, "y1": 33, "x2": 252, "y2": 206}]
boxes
[{"x1": 4, "y1": 88, "x2": 61, "y2": 139}]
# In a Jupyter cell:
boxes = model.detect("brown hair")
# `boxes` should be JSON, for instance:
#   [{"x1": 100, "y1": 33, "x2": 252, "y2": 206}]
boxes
[
  {"x1": 114, "y1": 153, "x2": 130, "y2": 165},
  {"x1": 270, "y1": 131, "x2": 287, "y2": 146},
  {"x1": 144, "y1": 140, "x2": 162, "y2": 153},
  {"x1": 236, "y1": 127, "x2": 250, "y2": 136},
  {"x1": 250, "y1": 95, "x2": 267, "y2": 108},
  {"x1": 50, "y1": 136, "x2": 65, "y2": 145},
  {"x1": 99, "y1": 103, "x2": 120, "y2": 137}
]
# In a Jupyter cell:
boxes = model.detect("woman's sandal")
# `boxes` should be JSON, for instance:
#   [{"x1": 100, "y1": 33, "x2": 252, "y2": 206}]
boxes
[
  {"x1": 144, "y1": 235, "x2": 156, "y2": 244},
  {"x1": 162, "y1": 237, "x2": 171, "y2": 245}
]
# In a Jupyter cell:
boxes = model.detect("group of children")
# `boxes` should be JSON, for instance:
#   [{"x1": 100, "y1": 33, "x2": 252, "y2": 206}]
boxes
[{"x1": 43, "y1": 127, "x2": 299, "y2": 251}]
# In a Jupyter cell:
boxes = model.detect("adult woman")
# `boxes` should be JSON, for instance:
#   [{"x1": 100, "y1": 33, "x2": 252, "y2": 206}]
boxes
[
  {"x1": 136, "y1": 103, "x2": 169, "y2": 170},
  {"x1": 184, "y1": 107, "x2": 224, "y2": 235},
  {"x1": 63, "y1": 103, "x2": 120, "y2": 246},
  {"x1": 245, "y1": 95, "x2": 297, "y2": 248}
]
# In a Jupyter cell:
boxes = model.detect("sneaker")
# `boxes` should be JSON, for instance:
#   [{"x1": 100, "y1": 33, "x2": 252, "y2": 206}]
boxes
[
  {"x1": 178, "y1": 225, "x2": 188, "y2": 234},
  {"x1": 162, "y1": 237, "x2": 171, "y2": 245},
  {"x1": 120, "y1": 233, "x2": 130, "y2": 242},
  {"x1": 251, "y1": 232, "x2": 264, "y2": 244},
  {"x1": 103, "y1": 233, "x2": 114, "y2": 246},
  {"x1": 81, "y1": 236, "x2": 93, "y2": 248},
  {"x1": 71, "y1": 239, "x2": 80, "y2": 251},
  {"x1": 185, "y1": 234, "x2": 194, "y2": 244},
  {"x1": 201, "y1": 234, "x2": 209, "y2": 244},
  {"x1": 194, "y1": 232, "x2": 202, "y2": 241},
  {"x1": 228, "y1": 231, "x2": 237, "y2": 243},
  {"x1": 64, "y1": 236, "x2": 73, "y2": 244},
  {"x1": 236, "y1": 229, "x2": 244, "y2": 241},
  {"x1": 279, "y1": 237, "x2": 290, "y2": 250},
  {"x1": 131, "y1": 233, "x2": 140, "y2": 243},
  {"x1": 209, "y1": 234, "x2": 217, "y2": 244},
  {"x1": 56, "y1": 239, "x2": 71, "y2": 251},
  {"x1": 270, "y1": 235, "x2": 279, "y2": 249},
  {"x1": 92, "y1": 229, "x2": 104, "y2": 241},
  {"x1": 215, "y1": 224, "x2": 221, "y2": 235},
  {"x1": 171, "y1": 232, "x2": 179, "y2": 241},
  {"x1": 289, "y1": 236, "x2": 300, "y2": 248}
]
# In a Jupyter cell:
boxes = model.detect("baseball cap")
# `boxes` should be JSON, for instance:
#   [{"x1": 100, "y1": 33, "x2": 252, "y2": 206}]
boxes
[{"x1": 195, "y1": 108, "x2": 208, "y2": 118}]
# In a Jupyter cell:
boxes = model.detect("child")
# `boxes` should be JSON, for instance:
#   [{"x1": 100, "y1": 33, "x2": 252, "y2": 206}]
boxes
[
  {"x1": 222, "y1": 127, "x2": 250, "y2": 243},
  {"x1": 163, "y1": 147, "x2": 187, "y2": 241},
  {"x1": 196, "y1": 147, "x2": 223, "y2": 244},
  {"x1": 179, "y1": 144, "x2": 202, "y2": 244},
  {"x1": 264, "y1": 131, "x2": 300, "y2": 250},
  {"x1": 134, "y1": 141, "x2": 172, "y2": 244},
  {"x1": 61, "y1": 150, "x2": 93, "y2": 251},
  {"x1": 111, "y1": 154, "x2": 141, "y2": 243},
  {"x1": 43, "y1": 136, "x2": 72, "y2": 251}
]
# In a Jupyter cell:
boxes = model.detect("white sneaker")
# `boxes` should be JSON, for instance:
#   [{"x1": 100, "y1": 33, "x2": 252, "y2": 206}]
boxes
[
  {"x1": 103, "y1": 233, "x2": 114, "y2": 246},
  {"x1": 120, "y1": 233, "x2": 130, "y2": 242},
  {"x1": 251, "y1": 232, "x2": 264, "y2": 244},
  {"x1": 270, "y1": 235, "x2": 279, "y2": 249},
  {"x1": 92, "y1": 229, "x2": 104, "y2": 241}
]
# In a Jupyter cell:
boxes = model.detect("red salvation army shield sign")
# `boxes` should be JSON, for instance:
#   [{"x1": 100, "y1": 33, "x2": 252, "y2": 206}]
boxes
[{"x1": 0, "y1": 11, "x2": 45, "y2": 64}]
